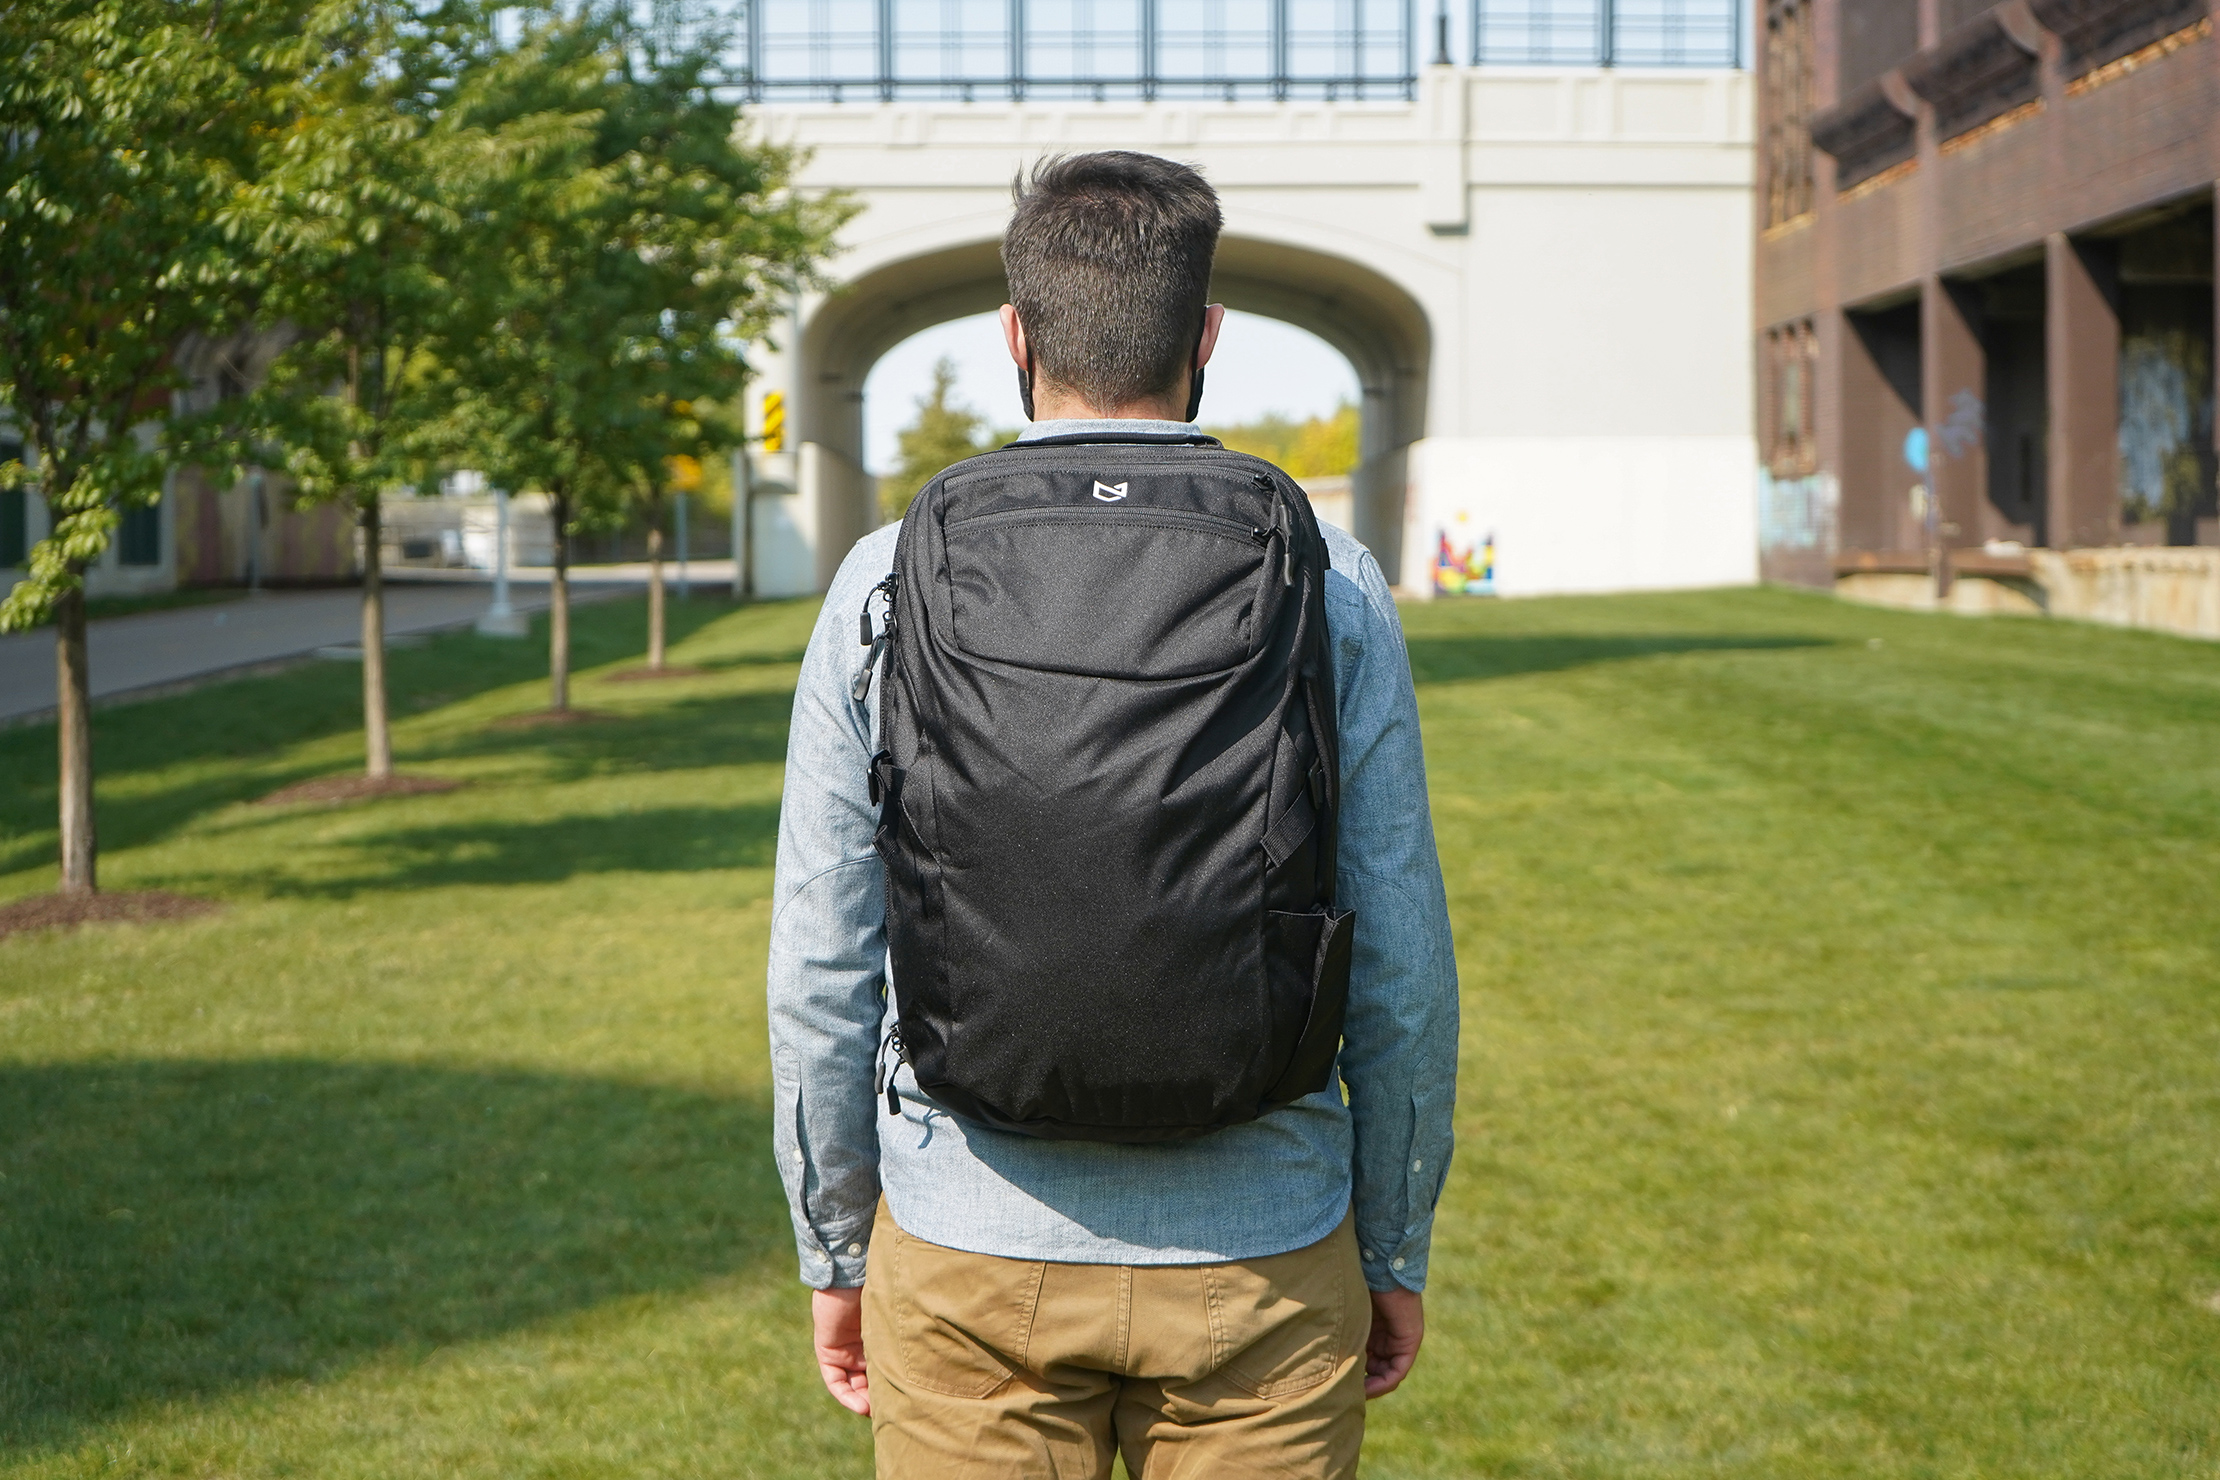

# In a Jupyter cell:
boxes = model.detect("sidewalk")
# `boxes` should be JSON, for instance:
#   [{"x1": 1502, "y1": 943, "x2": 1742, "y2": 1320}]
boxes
[{"x1": 0, "y1": 571, "x2": 660, "y2": 725}]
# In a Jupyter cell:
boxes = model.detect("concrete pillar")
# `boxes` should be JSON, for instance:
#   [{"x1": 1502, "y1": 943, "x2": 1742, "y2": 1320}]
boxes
[
  {"x1": 2046, "y1": 233, "x2": 2120, "y2": 550},
  {"x1": 1924, "y1": 275, "x2": 1986, "y2": 585}
]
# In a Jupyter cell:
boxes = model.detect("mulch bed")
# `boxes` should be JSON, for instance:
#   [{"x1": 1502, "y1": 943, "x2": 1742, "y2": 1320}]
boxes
[
  {"x1": 0, "y1": 890, "x2": 222, "y2": 941},
  {"x1": 604, "y1": 665, "x2": 709, "y2": 682},
  {"x1": 255, "y1": 774, "x2": 465, "y2": 806},
  {"x1": 488, "y1": 708, "x2": 617, "y2": 729}
]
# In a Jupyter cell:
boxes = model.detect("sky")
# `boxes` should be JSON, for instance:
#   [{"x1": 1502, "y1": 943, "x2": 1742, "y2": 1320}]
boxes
[{"x1": 862, "y1": 309, "x2": 1360, "y2": 473}]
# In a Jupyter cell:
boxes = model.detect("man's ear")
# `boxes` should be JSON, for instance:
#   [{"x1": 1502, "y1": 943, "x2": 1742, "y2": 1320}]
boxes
[
  {"x1": 1000, "y1": 304, "x2": 1029, "y2": 368},
  {"x1": 1196, "y1": 304, "x2": 1226, "y2": 368}
]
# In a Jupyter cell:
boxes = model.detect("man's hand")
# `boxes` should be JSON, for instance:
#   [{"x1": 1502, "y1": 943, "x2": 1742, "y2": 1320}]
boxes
[
  {"x1": 1364, "y1": 1287, "x2": 1424, "y2": 1398},
  {"x1": 813, "y1": 1286, "x2": 871, "y2": 1415}
]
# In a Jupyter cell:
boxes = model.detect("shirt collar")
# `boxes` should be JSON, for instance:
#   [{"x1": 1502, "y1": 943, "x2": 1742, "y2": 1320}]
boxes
[{"x1": 1013, "y1": 417, "x2": 1202, "y2": 443}]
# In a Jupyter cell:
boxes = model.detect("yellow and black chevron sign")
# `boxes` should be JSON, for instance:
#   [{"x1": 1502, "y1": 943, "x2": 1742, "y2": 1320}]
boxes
[{"x1": 761, "y1": 390, "x2": 785, "y2": 453}]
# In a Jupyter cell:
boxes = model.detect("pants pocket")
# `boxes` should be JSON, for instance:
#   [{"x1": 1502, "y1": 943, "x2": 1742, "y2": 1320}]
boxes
[
  {"x1": 886, "y1": 1220, "x2": 1045, "y2": 1400},
  {"x1": 1203, "y1": 1220, "x2": 1361, "y2": 1400}
]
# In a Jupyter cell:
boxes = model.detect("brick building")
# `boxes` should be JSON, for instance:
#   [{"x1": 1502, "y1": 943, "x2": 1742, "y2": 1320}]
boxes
[
  {"x1": 1756, "y1": 0, "x2": 2220, "y2": 635},
  {"x1": 0, "y1": 336, "x2": 358, "y2": 604}
]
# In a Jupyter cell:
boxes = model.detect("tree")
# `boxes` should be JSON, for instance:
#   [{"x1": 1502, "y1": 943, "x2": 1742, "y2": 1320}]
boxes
[
  {"x1": 1205, "y1": 402, "x2": 1359, "y2": 479},
  {"x1": 614, "y1": 396, "x2": 736, "y2": 675},
  {"x1": 445, "y1": 13, "x2": 842, "y2": 714},
  {"x1": 0, "y1": 0, "x2": 301, "y2": 894},
  {"x1": 879, "y1": 358, "x2": 1010, "y2": 523},
  {"x1": 227, "y1": 0, "x2": 494, "y2": 785}
]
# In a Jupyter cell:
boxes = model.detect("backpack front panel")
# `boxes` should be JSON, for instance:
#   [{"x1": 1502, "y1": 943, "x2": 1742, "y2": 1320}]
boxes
[{"x1": 875, "y1": 441, "x2": 1344, "y2": 1140}]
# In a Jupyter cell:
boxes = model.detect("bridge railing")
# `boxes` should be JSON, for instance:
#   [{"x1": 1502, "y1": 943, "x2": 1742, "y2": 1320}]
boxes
[
  {"x1": 1471, "y1": 0, "x2": 1742, "y2": 67},
  {"x1": 708, "y1": 0, "x2": 1742, "y2": 105},
  {"x1": 728, "y1": 0, "x2": 1420, "y2": 103}
]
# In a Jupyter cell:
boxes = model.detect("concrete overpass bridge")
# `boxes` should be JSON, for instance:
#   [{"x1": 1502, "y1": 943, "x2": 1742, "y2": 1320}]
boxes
[{"x1": 732, "y1": 4, "x2": 1759, "y2": 598}]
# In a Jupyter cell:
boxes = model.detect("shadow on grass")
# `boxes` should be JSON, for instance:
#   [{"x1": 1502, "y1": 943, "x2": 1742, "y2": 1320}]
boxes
[
  {"x1": 0, "y1": 599, "x2": 786, "y2": 878},
  {"x1": 0, "y1": 1059, "x2": 784, "y2": 1455},
  {"x1": 1405, "y1": 632, "x2": 1831, "y2": 686},
  {"x1": 236, "y1": 801, "x2": 783, "y2": 898},
  {"x1": 415, "y1": 688, "x2": 796, "y2": 779}
]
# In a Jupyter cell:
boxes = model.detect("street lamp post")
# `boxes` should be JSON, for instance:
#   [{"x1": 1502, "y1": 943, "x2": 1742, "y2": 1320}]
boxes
[
  {"x1": 732, "y1": 444, "x2": 755, "y2": 601},
  {"x1": 676, "y1": 489, "x2": 691, "y2": 601},
  {"x1": 474, "y1": 474, "x2": 527, "y2": 637}
]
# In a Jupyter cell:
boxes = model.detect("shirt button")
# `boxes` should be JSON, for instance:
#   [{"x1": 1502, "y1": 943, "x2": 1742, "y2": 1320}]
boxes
[
  {"x1": 1391, "y1": 1257, "x2": 1406, "y2": 1271},
  {"x1": 1361, "y1": 1248, "x2": 1376, "y2": 1261},
  {"x1": 846, "y1": 1243, "x2": 863, "y2": 1256},
  {"x1": 793, "y1": 1149, "x2": 805, "y2": 1164},
  {"x1": 1412, "y1": 1158, "x2": 1423, "y2": 1171}
]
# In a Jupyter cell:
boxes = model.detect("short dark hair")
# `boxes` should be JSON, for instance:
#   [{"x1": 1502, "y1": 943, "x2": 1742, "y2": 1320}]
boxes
[{"x1": 1002, "y1": 152, "x2": 1222, "y2": 411}]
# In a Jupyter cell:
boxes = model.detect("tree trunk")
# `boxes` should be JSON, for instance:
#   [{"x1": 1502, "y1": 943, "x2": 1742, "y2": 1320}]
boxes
[
  {"x1": 647, "y1": 521, "x2": 666, "y2": 671},
  {"x1": 549, "y1": 489, "x2": 570, "y2": 713},
  {"x1": 361, "y1": 496, "x2": 393, "y2": 779},
  {"x1": 54, "y1": 580, "x2": 96, "y2": 895}
]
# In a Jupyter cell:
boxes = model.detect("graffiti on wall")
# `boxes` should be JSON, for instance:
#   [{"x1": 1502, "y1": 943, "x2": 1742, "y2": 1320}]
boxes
[
  {"x1": 1434, "y1": 511, "x2": 1495, "y2": 596},
  {"x1": 1757, "y1": 469, "x2": 1839, "y2": 555}
]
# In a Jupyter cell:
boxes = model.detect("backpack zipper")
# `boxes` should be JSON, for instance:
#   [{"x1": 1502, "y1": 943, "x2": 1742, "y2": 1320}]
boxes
[
  {"x1": 945, "y1": 504, "x2": 1272, "y2": 547},
  {"x1": 875, "y1": 1022, "x2": 907, "y2": 1116},
  {"x1": 852, "y1": 573, "x2": 899, "y2": 704}
]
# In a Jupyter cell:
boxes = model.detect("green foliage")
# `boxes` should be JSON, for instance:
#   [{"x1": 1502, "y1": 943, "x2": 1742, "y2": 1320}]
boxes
[
  {"x1": 1204, "y1": 401, "x2": 1359, "y2": 480},
  {"x1": 878, "y1": 358, "x2": 1012, "y2": 522},
  {"x1": 442, "y1": 13, "x2": 848, "y2": 538},
  {"x1": 220, "y1": 0, "x2": 498, "y2": 517},
  {"x1": 0, "y1": 0, "x2": 309, "y2": 631},
  {"x1": 6, "y1": 590, "x2": 2220, "y2": 1473}
]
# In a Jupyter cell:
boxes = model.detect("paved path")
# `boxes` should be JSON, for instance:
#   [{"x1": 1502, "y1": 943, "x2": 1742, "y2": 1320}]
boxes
[{"x1": 0, "y1": 572, "x2": 665, "y2": 724}]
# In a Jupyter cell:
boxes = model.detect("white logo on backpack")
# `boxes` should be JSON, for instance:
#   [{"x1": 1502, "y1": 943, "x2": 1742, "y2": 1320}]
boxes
[{"x1": 1092, "y1": 480, "x2": 1129, "y2": 502}]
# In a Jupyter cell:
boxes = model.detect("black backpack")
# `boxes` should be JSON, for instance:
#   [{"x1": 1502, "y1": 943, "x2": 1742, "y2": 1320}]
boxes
[{"x1": 856, "y1": 431, "x2": 1352, "y2": 1143}]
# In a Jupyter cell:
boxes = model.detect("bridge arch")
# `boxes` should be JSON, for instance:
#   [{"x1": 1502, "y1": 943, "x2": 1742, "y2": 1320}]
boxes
[
  {"x1": 742, "y1": 69, "x2": 1759, "y2": 599},
  {"x1": 785, "y1": 232, "x2": 1430, "y2": 588}
]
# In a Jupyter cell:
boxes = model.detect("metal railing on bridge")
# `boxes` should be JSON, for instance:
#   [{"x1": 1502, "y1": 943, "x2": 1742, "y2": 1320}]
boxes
[
  {"x1": 1470, "y1": 0, "x2": 1741, "y2": 67},
  {"x1": 729, "y1": 0, "x2": 1419, "y2": 102},
  {"x1": 712, "y1": 0, "x2": 1741, "y2": 104}
]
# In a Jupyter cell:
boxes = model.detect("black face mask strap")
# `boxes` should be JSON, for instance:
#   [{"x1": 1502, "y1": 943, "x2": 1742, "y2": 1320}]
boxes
[
  {"x1": 1182, "y1": 316, "x2": 1208, "y2": 423},
  {"x1": 1020, "y1": 320, "x2": 1203, "y2": 422}
]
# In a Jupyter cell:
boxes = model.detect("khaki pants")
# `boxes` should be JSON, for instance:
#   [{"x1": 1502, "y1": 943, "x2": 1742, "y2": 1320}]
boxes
[{"x1": 861, "y1": 1201, "x2": 1369, "y2": 1479}]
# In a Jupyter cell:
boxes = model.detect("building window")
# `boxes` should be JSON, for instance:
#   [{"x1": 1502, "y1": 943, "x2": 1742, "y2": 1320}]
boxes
[
  {"x1": 0, "y1": 490, "x2": 24, "y2": 569},
  {"x1": 1767, "y1": 320, "x2": 1820, "y2": 477},
  {"x1": 0, "y1": 439, "x2": 23, "y2": 568},
  {"x1": 1763, "y1": 0, "x2": 1814, "y2": 227},
  {"x1": 117, "y1": 501, "x2": 162, "y2": 566}
]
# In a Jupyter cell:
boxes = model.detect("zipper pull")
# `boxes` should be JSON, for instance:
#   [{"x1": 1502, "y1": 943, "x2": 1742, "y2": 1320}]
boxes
[
  {"x1": 859, "y1": 573, "x2": 900, "y2": 647},
  {"x1": 881, "y1": 1024, "x2": 907, "y2": 1117},
  {"x1": 852, "y1": 635, "x2": 886, "y2": 704}
]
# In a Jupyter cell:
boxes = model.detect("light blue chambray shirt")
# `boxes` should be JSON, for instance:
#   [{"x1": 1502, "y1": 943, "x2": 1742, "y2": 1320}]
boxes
[{"x1": 767, "y1": 419, "x2": 1459, "y2": 1295}]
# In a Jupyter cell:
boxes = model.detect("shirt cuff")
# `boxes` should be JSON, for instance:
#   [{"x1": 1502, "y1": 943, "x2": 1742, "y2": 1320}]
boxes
[
  {"x1": 797, "y1": 1222, "x2": 873, "y2": 1289},
  {"x1": 1355, "y1": 1224, "x2": 1432, "y2": 1293}
]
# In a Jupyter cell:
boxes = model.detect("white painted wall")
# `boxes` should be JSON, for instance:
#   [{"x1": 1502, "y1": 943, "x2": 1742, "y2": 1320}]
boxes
[{"x1": 746, "y1": 62, "x2": 1757, "y2": 596}]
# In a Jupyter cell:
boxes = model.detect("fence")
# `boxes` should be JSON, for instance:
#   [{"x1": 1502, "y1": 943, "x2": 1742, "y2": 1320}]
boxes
[
  {"x1": 711, "y1": 0, "x2": 1741, "y2": 100},
  {"x1": 727, "y1": 0, "x2": 1419, "y2": 102},
  {"x1": 1470, "y1": 0, "x2": 1740, "y2": 66}
]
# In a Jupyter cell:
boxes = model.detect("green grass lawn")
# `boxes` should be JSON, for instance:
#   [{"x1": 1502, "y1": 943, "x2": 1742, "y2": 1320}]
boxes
[{"x1": 2, "y1": 586, "x2": 2217, "y2": 1477}]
